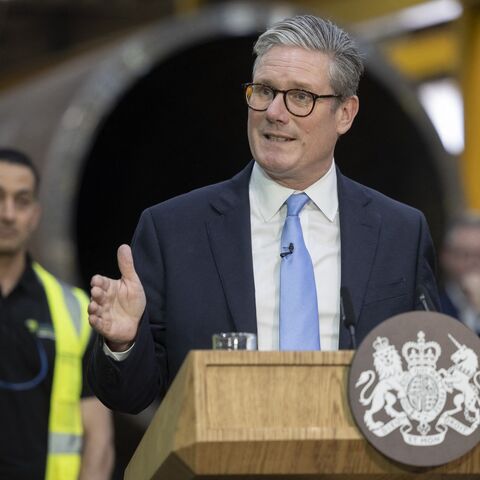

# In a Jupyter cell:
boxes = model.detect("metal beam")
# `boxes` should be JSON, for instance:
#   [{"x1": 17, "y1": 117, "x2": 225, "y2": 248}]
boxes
[
  {"x1": 173, "y1": 0, "x2": 433, "y2": 20},
  {"x1": 381, "y1": 26, "x2": 459, "y2": 79},
  {"x1": 295, "y1": 0, "x2": 439, "y2": 23},
  {"x1": 460, "y1": 2, "x2": 480, "y2": 209}
]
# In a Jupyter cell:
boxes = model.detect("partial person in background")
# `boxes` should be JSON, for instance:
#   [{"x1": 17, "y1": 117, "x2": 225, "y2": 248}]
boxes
[
  {"x1": 0, "y1": 148, "x2": 114, "y2": 480},
  {"x1": 439, "y1": 212, "x2": 480, "y2": 334}
]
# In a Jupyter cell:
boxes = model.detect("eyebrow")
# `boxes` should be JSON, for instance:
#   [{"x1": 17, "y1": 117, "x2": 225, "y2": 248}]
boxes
[
  {"x1": 254, "y1": 79, "x2": 318, "y2": 92},
  {"x1": 0, "y1": 188, "x2": 35, "y2": 197}
]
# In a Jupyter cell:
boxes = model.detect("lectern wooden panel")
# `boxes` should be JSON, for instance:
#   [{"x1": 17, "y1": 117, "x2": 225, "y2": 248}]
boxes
[{"x1": 124, "y1": 351, "x2": 480, "y2": 479}]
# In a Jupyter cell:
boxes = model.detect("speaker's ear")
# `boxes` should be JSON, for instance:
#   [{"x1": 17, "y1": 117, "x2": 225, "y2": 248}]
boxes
[{"x1": 336, "y1": 95, "x2": 360, "y2": 136}]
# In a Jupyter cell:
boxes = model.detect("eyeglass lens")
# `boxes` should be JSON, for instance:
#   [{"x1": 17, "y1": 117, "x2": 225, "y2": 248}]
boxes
[{"x1": 246, "y1": 84, "x2": 314, "y2": 116}]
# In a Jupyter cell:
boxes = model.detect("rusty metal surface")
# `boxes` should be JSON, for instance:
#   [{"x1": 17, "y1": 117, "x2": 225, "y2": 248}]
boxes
[{"x1": 0, "y1": 2, "x2": 458, "y2": 285}]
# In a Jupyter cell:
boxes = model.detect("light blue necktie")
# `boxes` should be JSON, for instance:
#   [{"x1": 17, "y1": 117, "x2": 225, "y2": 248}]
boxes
[{"x1": 279, "y1": 193, "x2": 320, "y2": 350}]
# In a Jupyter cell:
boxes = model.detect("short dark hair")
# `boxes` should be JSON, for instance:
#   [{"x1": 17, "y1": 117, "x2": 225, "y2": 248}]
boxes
[{"x1": 0, "y1": 148, "x2": 40, "y2": 194}]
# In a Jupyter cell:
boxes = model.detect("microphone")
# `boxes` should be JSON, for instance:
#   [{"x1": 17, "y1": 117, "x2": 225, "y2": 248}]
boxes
[
  {"x1": 340, "y1": 286, "x2": 357, "y2": 349},
  {"x1": 280, "y1": 243, "x2": 294, "y2": 258},
  {"x1": 416, "y1": 284, "x2": 436, "y2": 312}
]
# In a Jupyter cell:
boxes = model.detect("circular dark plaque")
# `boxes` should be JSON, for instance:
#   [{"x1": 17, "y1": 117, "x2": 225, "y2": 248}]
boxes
[{"x1": 348, "y1": 311, "x2": 480, "y2": 467}]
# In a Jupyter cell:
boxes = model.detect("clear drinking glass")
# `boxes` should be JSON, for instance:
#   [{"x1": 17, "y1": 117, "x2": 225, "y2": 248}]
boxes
[{"x1": 212, "y1": 332, "x2": 257, "y2": 350}]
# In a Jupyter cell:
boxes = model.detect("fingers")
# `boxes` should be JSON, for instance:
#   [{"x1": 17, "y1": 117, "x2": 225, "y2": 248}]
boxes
[
  {"x1": 88, "y1": 299, "x2": 98, "y2": 315},
  {"x1": 88, "y1": 299, "x2": 111, "y2": 335},
  {"x1": 88, "y1": 312, "x2": 101, "y2": 329},
  {"x1": 87, "y1": 244, "x2": 143, "y2": 341},
  {"x1": 117, "y1": 244, "x2": 139, "y2": 282},
  {"x1": 90, "y1": 285, "x2": 106, "y2": 302},
  {"x1": 89, "y1": 280, "x2": 109, "y2": 334},
  {"x1": 88, "y1": 295, "x2": 104, "y2": 321},
  {"x1": 88, "y1": 300, "x2": 103, "y2": 327},
  {"x1": 90, "y1": 274, "x2": 110, "y2": 290}
]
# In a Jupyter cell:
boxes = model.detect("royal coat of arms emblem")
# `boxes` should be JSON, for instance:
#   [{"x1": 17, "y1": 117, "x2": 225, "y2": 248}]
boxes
[
  {"x1": 355, "y1": 331, "x2": 480, "y2": 445},
  {"x1": 348, "y1": 312, "x2": 480, "y2": 467}
]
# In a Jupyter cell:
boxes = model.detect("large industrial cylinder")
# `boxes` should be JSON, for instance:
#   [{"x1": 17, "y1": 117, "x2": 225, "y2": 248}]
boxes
[
  {"x1": 0, "y1": 3, "x2": 459, "y2": 287},
  {"x1": 0, "y1": 4, "x2": 464, "y2": 476}
]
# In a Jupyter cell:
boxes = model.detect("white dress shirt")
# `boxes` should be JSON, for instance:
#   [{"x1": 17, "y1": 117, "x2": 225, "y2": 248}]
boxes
[
  {"x1": 105, "y1": 160, "x2": 341, "y2": 360},
  {"x1": 249, "y1": 161, "x2": 341, "y2": 351}
]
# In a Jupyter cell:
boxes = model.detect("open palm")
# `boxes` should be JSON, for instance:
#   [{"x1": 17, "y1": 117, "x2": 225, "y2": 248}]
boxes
[{"x1": 88, "y1": 244, "x2": 146, "y2": 351}]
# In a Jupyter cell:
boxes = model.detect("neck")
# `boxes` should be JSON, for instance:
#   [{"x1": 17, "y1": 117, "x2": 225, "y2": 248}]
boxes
[
  {"x1": 0, "y1": 251, "x2": 27, "y2": 296},
  {"x1": 261, "y1": 159, "x2": 334, "y2": 192}
]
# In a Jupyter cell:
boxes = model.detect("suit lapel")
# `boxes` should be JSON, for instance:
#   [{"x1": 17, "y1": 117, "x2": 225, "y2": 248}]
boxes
[
  {"x1": 206, "y1": 162, "x2": 258, "y2": 335},
  {"x1": 337, "y1": 170, "x2": 381, "y2": 349},
  {"x1": 205, "y1": 164, "x2": 382, "y2": 346}
]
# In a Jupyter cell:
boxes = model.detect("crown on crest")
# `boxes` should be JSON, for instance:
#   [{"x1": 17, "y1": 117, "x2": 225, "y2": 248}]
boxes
[
  {"x1": 372, "y1": 336, "x2": 396, "y2": 358},
  {"x1": 402, "y1": 331, "x2": 441, "y2": 369}
]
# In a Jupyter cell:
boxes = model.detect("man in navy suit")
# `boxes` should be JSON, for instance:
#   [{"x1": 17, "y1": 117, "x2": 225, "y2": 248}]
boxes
[{"x1": 87, "y1": 15, "x2": 439, "y2": 413}]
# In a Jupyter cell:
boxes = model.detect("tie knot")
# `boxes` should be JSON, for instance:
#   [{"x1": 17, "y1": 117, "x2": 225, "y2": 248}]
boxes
[{"x1": 286, "y1": 193, "x2": 310, "y2": 216}]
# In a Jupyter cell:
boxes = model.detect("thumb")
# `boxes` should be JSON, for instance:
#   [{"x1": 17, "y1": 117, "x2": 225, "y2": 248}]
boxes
[{"x1": 117, "y1": 244, "x2": 138, "y2": 282}]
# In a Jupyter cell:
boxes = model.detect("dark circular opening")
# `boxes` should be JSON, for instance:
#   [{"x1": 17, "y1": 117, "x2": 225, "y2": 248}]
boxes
[{"x1": 76, "y1": 34, "x2": 446, "y2": 288}]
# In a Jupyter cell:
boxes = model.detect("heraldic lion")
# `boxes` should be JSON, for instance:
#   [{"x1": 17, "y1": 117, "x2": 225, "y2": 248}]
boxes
[{"x1": 355, "y1": 338, "x2": 407, "y2": 430}]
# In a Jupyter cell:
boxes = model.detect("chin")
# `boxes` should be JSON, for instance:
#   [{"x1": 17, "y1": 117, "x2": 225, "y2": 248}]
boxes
[
  {"x1": 258, "y1": 155, "x2": 295, "y2": 175},
  {"x1": 0, "y1": 242, "x2": 22, "y2": 256}
]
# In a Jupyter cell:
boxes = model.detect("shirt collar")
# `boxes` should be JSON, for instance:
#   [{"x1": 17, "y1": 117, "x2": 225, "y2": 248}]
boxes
[
  {"x1": 250, "y1": 161, "x2": 338, "y2": 222},
  {"x1": 4, "y1": 255, "x2": 39, "y2": 299}
]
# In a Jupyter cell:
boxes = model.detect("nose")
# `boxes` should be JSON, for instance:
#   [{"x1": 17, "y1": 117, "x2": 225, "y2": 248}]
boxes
[
  {"x1": 265, "y1": 92, "x2": 290, "y2": 124},
  {"x1": 0, "y1": 198, "x2": 16, "y2": 222}
]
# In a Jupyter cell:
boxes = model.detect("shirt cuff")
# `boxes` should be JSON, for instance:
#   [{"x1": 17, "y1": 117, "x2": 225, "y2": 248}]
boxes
[{"x1": 102, "y1": 340, "x2": 135, "y2": 361}]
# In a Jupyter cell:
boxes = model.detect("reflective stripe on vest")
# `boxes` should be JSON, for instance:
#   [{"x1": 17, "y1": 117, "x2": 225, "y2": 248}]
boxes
[{"x1": 32, "y1": 263, "x2": 90, "y2": 480}]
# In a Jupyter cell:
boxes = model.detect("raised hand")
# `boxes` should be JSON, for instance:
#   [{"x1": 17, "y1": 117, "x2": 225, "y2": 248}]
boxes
[{"x1": 88, "y1": 244, "x2": 146, "y2": 352}]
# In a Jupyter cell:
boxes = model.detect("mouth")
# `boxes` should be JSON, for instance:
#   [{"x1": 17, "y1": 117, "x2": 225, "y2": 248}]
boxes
[
  {"x1": 0, "y1": 228, "x2": 17, "y2": 237},
  {"x1": 263, "y1": 133, "x2": 294, "y2": 143}
]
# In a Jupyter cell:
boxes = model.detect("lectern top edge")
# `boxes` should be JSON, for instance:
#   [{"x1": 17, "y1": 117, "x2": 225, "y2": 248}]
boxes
[{"x1": 188, "y1": 349, "x2": 355, "y2": 366}]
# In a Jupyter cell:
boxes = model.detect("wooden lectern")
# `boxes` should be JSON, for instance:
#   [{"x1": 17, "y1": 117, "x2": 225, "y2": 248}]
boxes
[{"x1": 124, "y1": 351, "x2": 480, "y2": 479}]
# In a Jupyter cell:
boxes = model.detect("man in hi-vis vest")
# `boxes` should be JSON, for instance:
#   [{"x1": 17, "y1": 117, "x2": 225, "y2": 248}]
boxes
[{"x1": 0, "y1": 148, "x2": 114, "y2": 480}]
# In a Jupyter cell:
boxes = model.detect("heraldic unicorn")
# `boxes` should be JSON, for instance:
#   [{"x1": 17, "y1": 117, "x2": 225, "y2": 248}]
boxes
[{"x1": 355, "y1": 331, "x2": 480, "y2": 446}]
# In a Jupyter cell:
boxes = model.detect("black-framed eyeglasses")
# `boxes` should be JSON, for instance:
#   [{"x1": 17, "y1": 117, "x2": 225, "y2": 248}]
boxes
[{"x1": 243, "y1": 82, "x2": 341, "y2": 117}]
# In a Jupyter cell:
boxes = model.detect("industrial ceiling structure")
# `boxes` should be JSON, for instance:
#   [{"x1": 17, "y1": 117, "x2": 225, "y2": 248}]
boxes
[
  {"x1": 0, "y1": 0, "x2": 465, "y2": 81},
  {"x1": 1, "y1": 6, "x2": 478, "y2": 477},
  {"x1": 0, "y1": 0, "x2": 479, "y2": 209}
]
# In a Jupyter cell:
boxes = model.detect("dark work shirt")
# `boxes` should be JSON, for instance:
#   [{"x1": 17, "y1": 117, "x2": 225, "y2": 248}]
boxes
[{"x1": 0, "y1": 259, "x2": 93, "y2": 480}]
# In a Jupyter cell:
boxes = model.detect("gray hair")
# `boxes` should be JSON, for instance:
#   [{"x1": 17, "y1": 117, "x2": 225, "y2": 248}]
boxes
[{"x1": 253, "y1": 15, "x2": 364, "y2": 99}]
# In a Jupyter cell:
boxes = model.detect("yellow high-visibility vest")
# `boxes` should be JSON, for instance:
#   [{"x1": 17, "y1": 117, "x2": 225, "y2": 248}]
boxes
[{"x1": 32, "y1": 263, "x2": 90, "y2": 480}]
